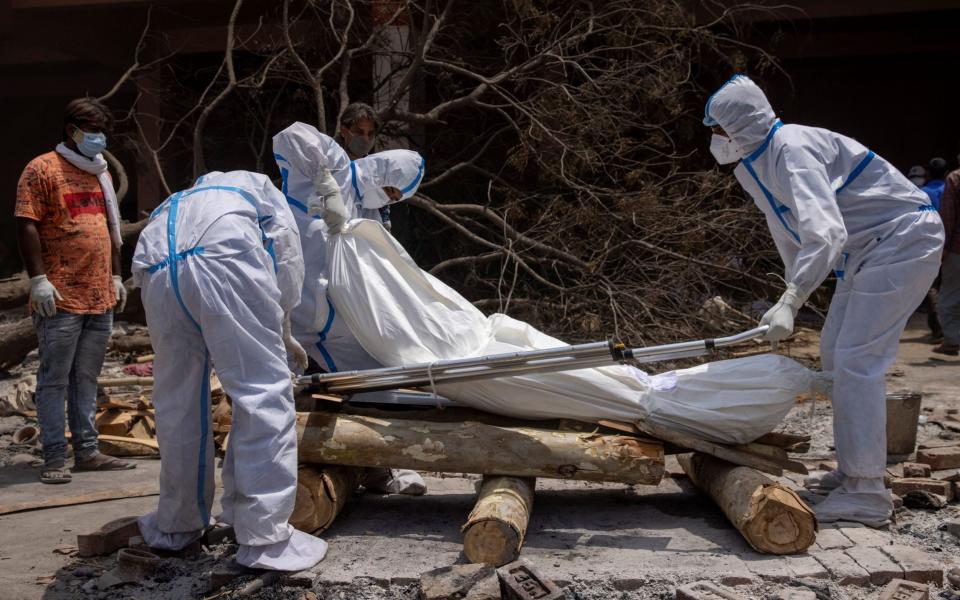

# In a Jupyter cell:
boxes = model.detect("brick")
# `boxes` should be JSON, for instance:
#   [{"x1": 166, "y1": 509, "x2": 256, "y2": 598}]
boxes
[
  {"x1": 890, "y1": 478, "x2": 954, "y2": 501},
  {"x1": 902, "y1": 490, "x2": 947, "y2": 510},
  {"x1": 880, "y1": 545, "x2": 943, "y2": 585},
  {"x1": 878, "y1": 578, "x2": 929, "y2": 600},
  {"x1": 844, "y1": 546, "x2": 903, "y2": 586},
  {"x1": 930, "y1": 468, "x2": 960, "y2": 481},
  {"x1": 836, "y1": 524, "x2": 891, "y2": 547},
  {"x1": 464, "y1": 573, "x2": 502, "y2": 600},
  {"x1": 675, "y1": 581, "x2": 746, "y2": 600},
  {"x1": 902, "y1": 463, "x2": 931, "y2": 478},
  {"x1": 916, "y1": 446, "x2": 960, "y2": 470},
  {"x1": 943, "y1": 520, "x2": 960, "y2": 539},
  {"x1": 421, "y1": 564, "x2": 496, "y2": 600},
  {"x1": 77, "y1": 516, "x2": 141, "y2": 558},
  {"x1": 497, "y1": 560, "x2": 562, "y2": 600},
  {"x1": 776, "y1": 591, "x2": 816, "y2": 600},
  {"x1": 812, "y1": 549, "x2": 871, "y2": 586},
  {"x1": 781, "y1": 555, "x2": 829, "y2": 579},
  {"x1": 812, "y1": 527, "x2": 853, "y2": 550},
  {"x1": 739, "y1": 555, "x2": 793, "y2": 583}
]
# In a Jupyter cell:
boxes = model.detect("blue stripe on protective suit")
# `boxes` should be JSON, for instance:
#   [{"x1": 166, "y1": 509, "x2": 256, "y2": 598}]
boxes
[
  {"x1": 164, "y1": 190, "x2": 211, "y2": 527},
  {"x1": 275, "y1": 153, "x2": 317, "y2": 218},
  {"x1": 400, "y1": 158, "x2": 426, "y2": 195},
  {"x1": 350, "y1": 161, "x2": 363, "y2": 202},
  {"x1": 315, "y1": 296, "x2": 338, "y2": 372},
  {"x1": 145, "y1": 246, "x2": 205, "y2": 274},
  {"x1": 837, "y1": 151, "x2": 875, "y2": 193},
  {"x1": 741, "y1": 121, "x2": 801, "y2": 243}
]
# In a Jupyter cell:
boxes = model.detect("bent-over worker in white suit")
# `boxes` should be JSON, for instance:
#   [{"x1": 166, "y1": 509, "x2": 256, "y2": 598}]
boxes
[
  {"x1": 273, "y1": 121, "x2": 427, "y2": 495},
  {"x1": 132, "y1": 170, "x2": 327, "y2": 570},
  {"x1": 703, "y1": 74, "x2": 944, "y2": 527}
]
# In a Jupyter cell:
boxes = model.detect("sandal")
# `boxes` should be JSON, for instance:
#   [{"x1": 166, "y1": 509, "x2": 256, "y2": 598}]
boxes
[
  {"x1": 40, "y1": 466, "x2": 72, "y2": 484},
  {"x1": 73, "y1": 453, "x2": 137, "y2": 472},
  {"x1": 932, "y1": 344, "x2": 959, "y2": 356}
]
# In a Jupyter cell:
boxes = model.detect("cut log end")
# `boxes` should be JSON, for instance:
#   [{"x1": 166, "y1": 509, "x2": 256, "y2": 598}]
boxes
[
  {"x1": 463, "y1": 520, "x2": 521, "y2": 566},
  {"x1": 462, "y1": 476, "x2": 534, "y2": 566},
  {"x1": 679, "y1": 453, "x2": 816, "y2": 555}
]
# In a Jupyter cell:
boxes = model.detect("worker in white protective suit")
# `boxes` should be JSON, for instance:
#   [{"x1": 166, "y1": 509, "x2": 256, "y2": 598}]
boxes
[
  {"x1": 132, "y1": 171, "x2": 328, "y2": 570},
  {"x1": 703, "y1": 75, "x2": 944, "y2": 527},
  {"x1": 273, "y1": 121, "x2": 427, "y2": 495}
]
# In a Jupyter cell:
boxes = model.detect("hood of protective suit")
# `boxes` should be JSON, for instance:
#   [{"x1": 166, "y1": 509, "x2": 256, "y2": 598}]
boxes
[
  {"x1": 352, "y1": 149, "x2": 425, "y2": 209},
  {"x1": 703, "y1": 74, "x2": 778, "y2": 157}
]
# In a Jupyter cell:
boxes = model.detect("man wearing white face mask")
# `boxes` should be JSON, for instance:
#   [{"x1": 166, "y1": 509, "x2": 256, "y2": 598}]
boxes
[
  {"x1": 273, "y1": 122, "x2": 428, "y2": 496},
  {"x1": 15, "y1": 97, "x2": 133, "y2": 484},
  {"x1": 704, "y1": 75, "x2": 944, "y2": 527}
]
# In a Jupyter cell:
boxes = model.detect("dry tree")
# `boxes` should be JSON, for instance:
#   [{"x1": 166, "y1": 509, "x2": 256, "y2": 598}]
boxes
[{"x1": 110, "y1": 0, "x2": 801, "y2": 346}]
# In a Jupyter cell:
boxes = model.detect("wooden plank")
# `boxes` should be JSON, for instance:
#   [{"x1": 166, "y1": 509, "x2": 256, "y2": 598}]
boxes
[
  {"x1": 97, "y1": 376, "x2": 154, "y2": 387},
  {"x1": 632, "y1": 420, "x2": 793, "y2": 476},
  {"x1": 0, "y1": 482, "x2": 159, "y2": 516}
]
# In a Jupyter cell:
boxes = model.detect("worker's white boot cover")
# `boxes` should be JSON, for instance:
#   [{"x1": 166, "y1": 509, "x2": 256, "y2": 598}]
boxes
[
  {"x1": 364, "y1": 468, "x2": 427, "y2": 495},
  {"x1": 236, "y1": 529, "x2": 328, "y2": 571},
  {"x1": 813, "y1": 477, "x2": 891, "y2": 528},
  {"x1": 803, "y1": 469, "x2": 845, "y2": 492},
  {"x1": 138, "y1": 511, "x2": 210, "y2": 550}
]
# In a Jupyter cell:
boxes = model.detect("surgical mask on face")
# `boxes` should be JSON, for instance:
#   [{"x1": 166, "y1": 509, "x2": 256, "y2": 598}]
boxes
[
  {"x1": 346, "y1": 133, "x2": 375, "y2": 158},
  {"x1": 71, "y1": 127, "x2": 107, "y2": 158},
  {"x1": 909, "y1": 176, "x2": 926, "y2": 187},
  {"x1": 709, "y1": 133, "x2": 743, "y2": 165}
]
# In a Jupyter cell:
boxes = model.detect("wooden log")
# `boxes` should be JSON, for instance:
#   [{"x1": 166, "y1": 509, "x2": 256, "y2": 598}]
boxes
[
  {"x1": 109, "y1": 334, "x2": 153, "y2": 354},
  {"x1": 296, "y1": 411, "x2": 664, "y2": 484},
  {"x1": 0, "y1": 272, "x2": 29, "y2": 310},
  {"x1": 633, "y1": 419, "x2": 801, "y2": 476},
  {"x1": 98, "y1": 376, "x2": 155, "y2": 387},
  {"x1": 462, "y1": 476, "x2": 535, "y2": 566},
  {"x1": 0, "y1": 317, "x2": 36, "y2": 370},
  {"x1": 289, "y1": 465, "x2": 363, "y2": 534},
  {"x1": 678, "y1": 453, "x2": 817, "y2": 555}
]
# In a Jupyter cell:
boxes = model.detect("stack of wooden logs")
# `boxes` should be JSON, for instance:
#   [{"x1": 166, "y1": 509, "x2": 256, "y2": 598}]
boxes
[
  {"x1": 94, "y1": 371, "x2": 231, "y2": 457},
  {"x1": 288, "y1": 400, "x2": 818, "y2": 565}
]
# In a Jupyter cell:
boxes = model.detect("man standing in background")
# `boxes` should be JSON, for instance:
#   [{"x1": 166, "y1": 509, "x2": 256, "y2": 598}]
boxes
[
  {"x1": 15, "y1": 98, "x2": 133, "y2": 484},
  {"x1": 935, "y1": 156, "x2": 960, "y2": 356},
  {"x1": 334, "y1": 102, "x2": 394, "y2": 230}
]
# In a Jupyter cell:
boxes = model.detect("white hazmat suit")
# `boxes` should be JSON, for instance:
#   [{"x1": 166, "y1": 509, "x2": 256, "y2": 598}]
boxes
[
  {"x1": 704, "y1": 75, "x2": 944, "y2": 526},
  {"x1": 132, "y1": 171, "x2": 328, "y2": 570},
  {"x1": 273, "y1": 122, "x2": 427, "y2": 495},
  {"x1": 272, "y1": 122, "x2": 424, "y2": 372}
]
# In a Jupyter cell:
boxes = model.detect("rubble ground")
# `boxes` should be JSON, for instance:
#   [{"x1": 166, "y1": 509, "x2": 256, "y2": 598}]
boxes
[{"x1": 0, "y1": 314, "x2": 959, "y2": 599}]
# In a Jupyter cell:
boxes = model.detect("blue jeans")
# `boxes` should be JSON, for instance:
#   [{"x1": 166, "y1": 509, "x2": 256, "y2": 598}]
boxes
[{"x1": 32, "y1": 310, "x2": 112, "y2": 467}]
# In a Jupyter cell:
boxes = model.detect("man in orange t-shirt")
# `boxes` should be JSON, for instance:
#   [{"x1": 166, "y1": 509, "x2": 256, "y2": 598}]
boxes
[{"x1": 15, "y1": 97, "x2": 133, "y2": 483}]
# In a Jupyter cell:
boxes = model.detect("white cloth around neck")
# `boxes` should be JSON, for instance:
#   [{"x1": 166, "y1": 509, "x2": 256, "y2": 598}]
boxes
[{"x1": 55, "y1": 143, "x2": 122, "y2": 250}]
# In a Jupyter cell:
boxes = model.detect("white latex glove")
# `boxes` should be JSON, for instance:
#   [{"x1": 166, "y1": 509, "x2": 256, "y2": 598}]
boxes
[
  {"x1": 29, "y1": 275, "x2": 63, "y2": 318},
  {"x1": 282, "y1": 314, "x2": 308, "y2": 373},
  {"x1": 759, "y1": 282, "x2": 802, "y2": 347},
  {"x1": 113, "y1": 275, "x2": 127, "y2": 313},
  {"x1": 310, "y1": 169, "x2": 349, "y2": 234}
]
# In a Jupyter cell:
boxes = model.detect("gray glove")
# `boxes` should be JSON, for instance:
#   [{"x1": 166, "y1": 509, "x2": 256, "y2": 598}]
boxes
[
  {"x1": 760, "y1": 282, "x2": 802, "y2": 347},
  {"x1": 309, "y1": 169, "x2": 349, "y2": 234},
  {"x1": 29, "y1": 275, "x2": 63, "y2": 318},
  {"x1": 282, "y1": 314, "x2": 308, "y2": 373}
]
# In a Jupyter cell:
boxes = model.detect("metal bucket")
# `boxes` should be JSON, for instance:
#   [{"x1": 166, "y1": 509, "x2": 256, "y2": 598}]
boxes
[{"x1": 886, "y1": 391, "x2": 923, "y2": 463}]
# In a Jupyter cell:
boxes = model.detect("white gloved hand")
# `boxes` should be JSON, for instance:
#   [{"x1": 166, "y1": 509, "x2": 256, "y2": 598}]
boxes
[
  {"x1": 760, "y1": 282, "x2": 802, "y2": 346},
  {"x1": 113, "y1": 275, "x2": 127, "y2": 313},
  {"x1": 282, "y1": 314, "x2": 309, "y2": 373},
  {"x1": 309, "y1": 169, "x2": 349, "y2": 234},
  {"x1": 29, "y1": 275, "x2": 63, "y2": 318}
]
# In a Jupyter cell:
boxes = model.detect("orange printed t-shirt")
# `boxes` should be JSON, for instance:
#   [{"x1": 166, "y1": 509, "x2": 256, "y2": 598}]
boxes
[{"x1": 15, "y1": 151, "x2": 114, "y2": 314}]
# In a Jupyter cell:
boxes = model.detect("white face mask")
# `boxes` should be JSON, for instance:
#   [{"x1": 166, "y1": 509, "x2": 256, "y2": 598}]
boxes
[
  {"x1": 709, "y1": 133, "x2": 743, "y2": 165},
  {"x1": 909, "y1": 176, "x2": 926, "y2": 187}
]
